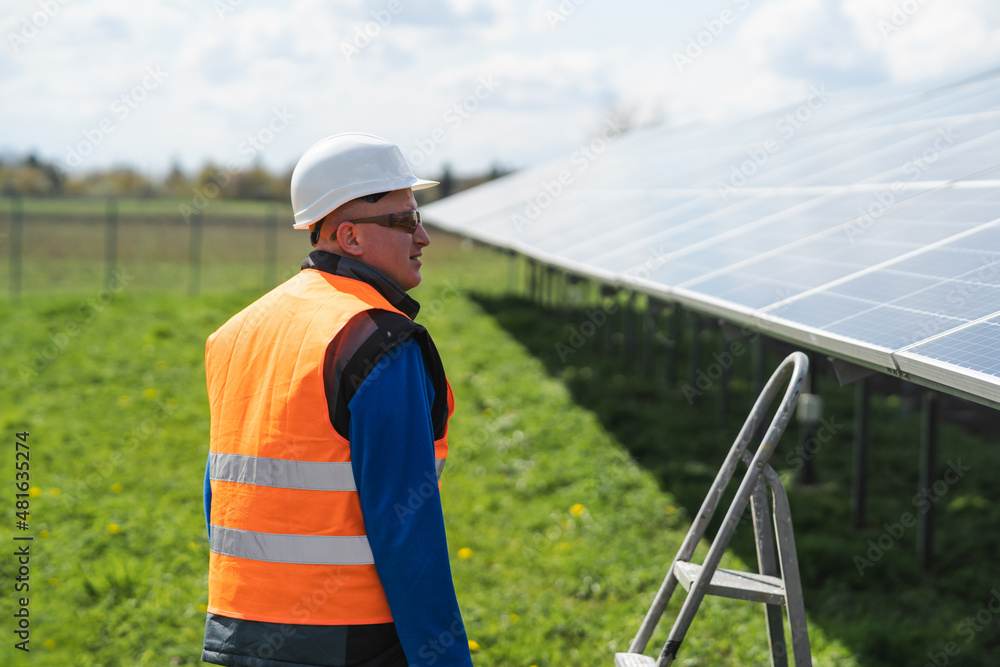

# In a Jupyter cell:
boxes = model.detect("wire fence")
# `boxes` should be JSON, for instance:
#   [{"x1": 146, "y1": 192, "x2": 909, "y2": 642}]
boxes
[{"x1": 1, "y1": 196, "x2": 306, "y2": 299}]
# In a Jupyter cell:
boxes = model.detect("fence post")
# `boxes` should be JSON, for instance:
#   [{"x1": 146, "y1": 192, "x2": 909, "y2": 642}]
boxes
[
  {"x1": 264, "y1": 207, "x2": 277, "y2": 290},
  {"x1": 189, "y1": 210, "x2": 203, "y2": 295},
  {"x1": 10, "y1": 195, "x2": 23, "y2": 300},
  {"x1": 105, "y1": 197, "x2": 118, "y2": 289}
]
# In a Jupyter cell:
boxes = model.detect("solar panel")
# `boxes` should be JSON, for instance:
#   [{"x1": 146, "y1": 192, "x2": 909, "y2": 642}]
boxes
[{"x1": 423, "y1": 65, "x2": 1000, "y2": 407}]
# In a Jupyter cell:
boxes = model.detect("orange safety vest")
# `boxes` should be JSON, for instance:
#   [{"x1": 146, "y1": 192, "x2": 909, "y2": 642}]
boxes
[{"x1": 205, "y1": 268, "x2": 452, "y2": 625}]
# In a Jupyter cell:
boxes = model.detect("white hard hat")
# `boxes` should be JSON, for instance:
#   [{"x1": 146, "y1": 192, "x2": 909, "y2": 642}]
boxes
[{"x1": 290, "y1": 132, "x2": 438, "y2": 229}]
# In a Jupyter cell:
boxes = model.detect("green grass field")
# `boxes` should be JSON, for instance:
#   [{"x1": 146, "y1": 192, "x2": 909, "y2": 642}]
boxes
[{"x1": 1, "y1": 202, "x2": 999, "y2": 665}]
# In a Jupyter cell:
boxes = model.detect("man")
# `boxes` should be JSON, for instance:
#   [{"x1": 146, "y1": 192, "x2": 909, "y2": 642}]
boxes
[{"x1": 201, "y1": 133, "x2": 473, "y2": 667}]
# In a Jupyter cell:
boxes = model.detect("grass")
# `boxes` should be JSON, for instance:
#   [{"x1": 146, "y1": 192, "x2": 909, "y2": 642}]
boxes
[{"x1": 0, "y1": 214, "x2": 997, "y2": 665}]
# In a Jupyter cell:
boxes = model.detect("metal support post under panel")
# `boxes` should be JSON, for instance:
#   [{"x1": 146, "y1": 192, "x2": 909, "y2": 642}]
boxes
[
  {"x1": 528, "y1": 259, "x2": 537, "y2": 302},
  {"x1": 642, "y1": 299, "x2": 656, "y2": 378},
  {"x1": 624, "y1": 291, "x2": 638, "y2": 370},
  {"x1": 852, "y1": 377, "x2": 870, "y2": 529},
  {"x1": 918, "y1": 391, "x2": 938, "y2": 569},
  {"x1": 600, "y1": 285, "x2": 616, "y2": 355},
  {"x1": 753, "y1": 336, "x2": 766, "y2": 396},
  {"x1": 666, "y1": 304, "x2": 682, "y2": 386},
  {"x1": 717, "y1": 348, "x2": 731, "y2": 427},
  {"x1": 688, "y1": 313, "x2": 703, "y2": 405}
]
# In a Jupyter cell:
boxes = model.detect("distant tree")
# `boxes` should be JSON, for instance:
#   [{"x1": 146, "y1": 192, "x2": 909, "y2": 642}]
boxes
[
  {"x1": 164, "y1": 161, "x2": 189, "y2": 196},
  {"x1": 106, "y1": 168, "x2": 153, "y2": 197},
  {"x1": 439, "y1": 164, "x2": 454, "y2": 198}
]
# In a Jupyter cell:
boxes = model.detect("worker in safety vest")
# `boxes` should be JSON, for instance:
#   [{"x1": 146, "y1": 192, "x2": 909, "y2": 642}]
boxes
[{"x1": 201, "y1": 133, "x2": 473, "y2": 667}]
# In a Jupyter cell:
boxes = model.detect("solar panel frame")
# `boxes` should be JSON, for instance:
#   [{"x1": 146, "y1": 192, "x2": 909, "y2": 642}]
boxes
[{"x1": 422, "y1": 64, "x2": 1000, "y2": 408}]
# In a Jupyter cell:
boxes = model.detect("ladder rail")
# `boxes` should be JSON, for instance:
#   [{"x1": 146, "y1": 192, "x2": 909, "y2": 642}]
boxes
[
  {"x1": 763, "y1": 465, "x2": 812, "y2": 667},
  {"x1": 627, "y1": 352, "x2": 808, "y2": 654},
  {"x1": 655, "y1": 351, "x2": 809, "y2": 666},
  {"x1": 751, "y1": 477, "x2": 788, "y2": 667}
]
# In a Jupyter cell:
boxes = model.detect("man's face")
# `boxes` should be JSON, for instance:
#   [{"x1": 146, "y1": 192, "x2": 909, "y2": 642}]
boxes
[{"x1": 326, "y1": 188, "x2": 430, "y2": 291}]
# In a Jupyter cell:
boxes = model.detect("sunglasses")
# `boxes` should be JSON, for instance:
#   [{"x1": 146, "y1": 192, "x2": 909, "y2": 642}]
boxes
[{"x1": 345, "y1": 210, "x2": 422, "y2": 234}]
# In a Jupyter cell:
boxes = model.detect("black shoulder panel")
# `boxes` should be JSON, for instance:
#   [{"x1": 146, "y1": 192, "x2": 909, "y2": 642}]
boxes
[{"x1": 324, "y1": 310, "x2": 449, "y2": 440}]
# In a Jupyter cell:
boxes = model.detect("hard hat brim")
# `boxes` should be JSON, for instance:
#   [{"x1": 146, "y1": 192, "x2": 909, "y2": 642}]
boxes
[{"x1": 292, "y1": 177, "x2": 438, "y2": 229}]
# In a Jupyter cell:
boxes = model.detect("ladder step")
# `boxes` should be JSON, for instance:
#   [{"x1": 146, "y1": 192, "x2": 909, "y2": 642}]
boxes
[
  {"x1": 674, "y1": 560, "x2": 786, "y2": 605},
  {"x1": 614, "y1": 652, "x2": 657, "y2": 667}
]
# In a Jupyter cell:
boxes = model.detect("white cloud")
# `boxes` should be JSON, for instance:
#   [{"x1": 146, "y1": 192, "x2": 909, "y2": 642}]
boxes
[{"x1": 1, "y1": 0, "x2": 998, "y2": 178}]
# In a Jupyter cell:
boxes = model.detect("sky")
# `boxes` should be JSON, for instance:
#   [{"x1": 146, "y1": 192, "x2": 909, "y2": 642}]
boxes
[{"x1": 2, "y1": 0, "x2": 999, "y2": 180}]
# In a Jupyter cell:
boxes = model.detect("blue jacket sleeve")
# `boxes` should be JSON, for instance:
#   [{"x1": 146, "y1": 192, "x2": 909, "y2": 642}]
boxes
[
  {"x1": 349, "y1": 339, "x2": 472, "y2": 667},
  {"x1": 204, "y1": 455, "x2": 212, "y2": 539}
]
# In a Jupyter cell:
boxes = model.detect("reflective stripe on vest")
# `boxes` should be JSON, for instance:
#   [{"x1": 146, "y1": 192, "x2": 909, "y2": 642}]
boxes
[
  {"x1": 211, "y1": 525, "x2": 375, "y2": 565},
  {"x1": 210, "y1": 451, "x2": 447, "y2": 493},
  {"x1": 205, "y1": 269, "x2": 452, "y2": 626}
]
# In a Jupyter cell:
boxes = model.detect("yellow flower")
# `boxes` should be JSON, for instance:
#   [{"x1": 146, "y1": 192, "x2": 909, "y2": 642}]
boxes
[
  {"x1": 49, "y1": 577, "x2": 59, "y2": 586},
  {"x1": 118, "y1": 395, "x2": 131, "y2": 407},
  {"x1": 665, "y1": 505, "x2": 677, "y2": 516},
  {"x1": 111, "y1": 483, "x2": 123, "y2": 493},
  {"x1": 143, "y1": 388, "x2": 157, "y2": 400},
  {"x1": 44, "y1": 639, "x2": 56, "y2": 650},
  {"x1": 28, "y1": 487, "x2": 41, "y2": 498},
  {"x1": 457, "y1": 547, "x2": 473, "y2": 559},
  {"x1": 107, "y1": 523, "x2": 120, "y2": 534},
  {"x1": 509, "y1": 613, "x2": 520, "y2": 623},
  {"x1": 48, "y1": 488, "x2": 61, "y2": 497},
  {"x1": 39, "y1": 530, "x2": 50, "y2": 539},
  {"x1": 468, "y1": 640, "x2": 480, "y2": 652},
  {"x1": 198, "y1": 604, "x2": 208, "y2": 613},
  {"x1": 570, "y1": 503, "x2": 586, "y2": 516}
]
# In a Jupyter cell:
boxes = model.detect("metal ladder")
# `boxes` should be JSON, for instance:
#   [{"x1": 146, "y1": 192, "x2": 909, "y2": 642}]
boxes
[{"x1": 615, "y1": 351, "x2": 813, "y2": 667}]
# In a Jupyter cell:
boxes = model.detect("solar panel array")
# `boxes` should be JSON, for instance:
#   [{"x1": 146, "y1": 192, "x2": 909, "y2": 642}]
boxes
[{"x1": 422, "y1": 67, "x2": 1000, "y2": 407}]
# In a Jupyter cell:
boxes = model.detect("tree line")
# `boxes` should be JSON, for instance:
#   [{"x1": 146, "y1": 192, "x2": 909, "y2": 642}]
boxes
[{"x1": 0, "y1": 153, "x2": 509, "y2": 204}]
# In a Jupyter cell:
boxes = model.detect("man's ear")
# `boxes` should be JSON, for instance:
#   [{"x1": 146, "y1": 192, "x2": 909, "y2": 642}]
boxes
[{"x1": 334, "y1": 222, "x2": 364, "y2": 257}]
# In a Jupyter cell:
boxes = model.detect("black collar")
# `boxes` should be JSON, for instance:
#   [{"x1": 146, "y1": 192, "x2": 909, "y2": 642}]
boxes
[{"x1": 301, "y1": 250, "x2": 421, "y2": 319}]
